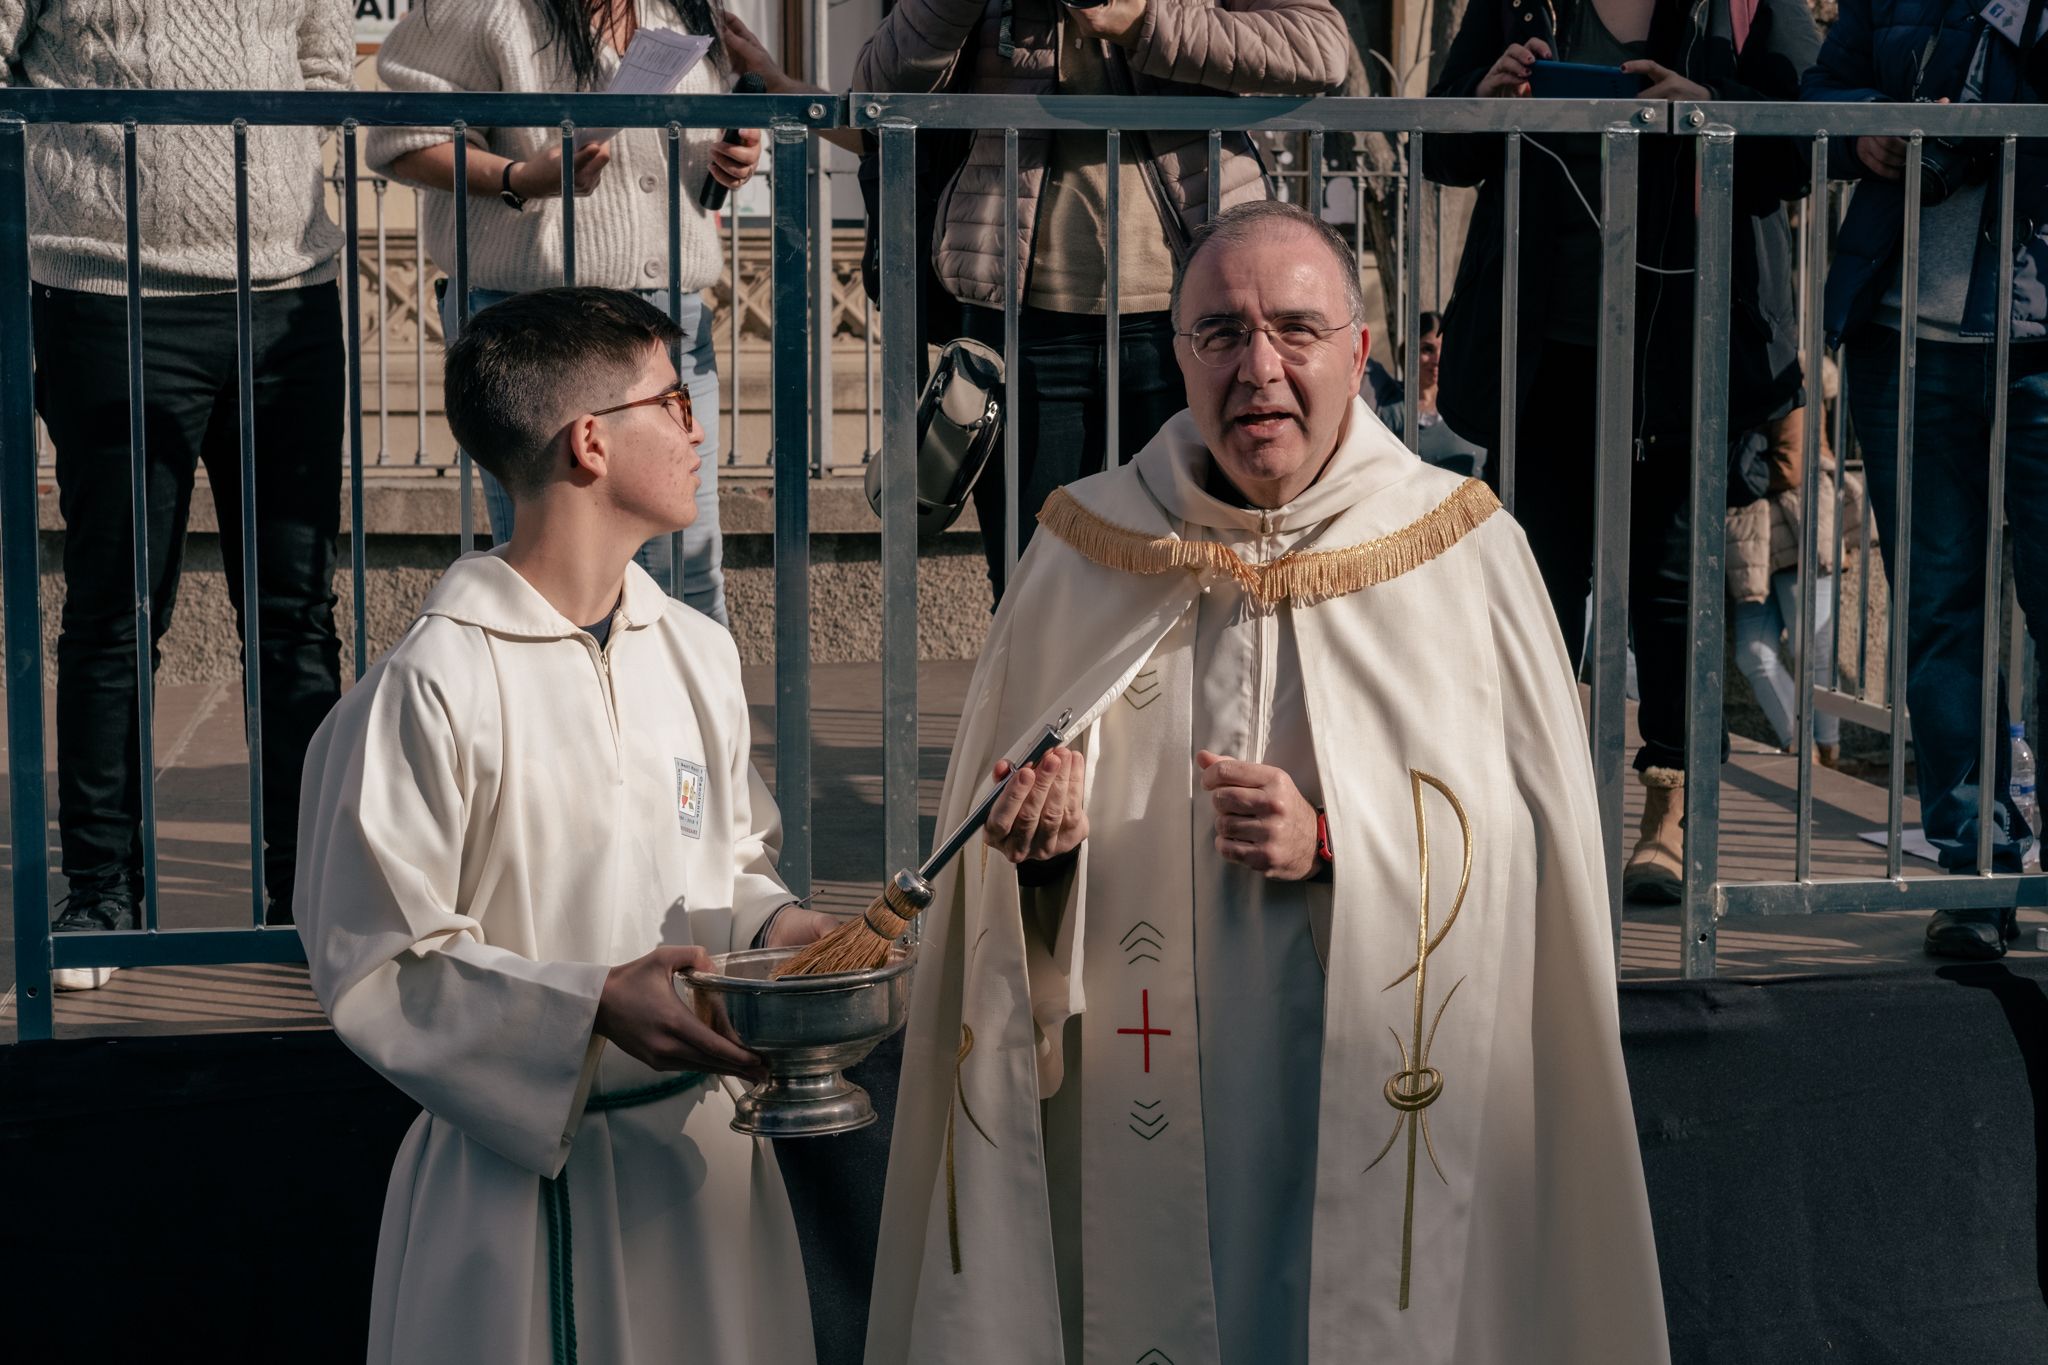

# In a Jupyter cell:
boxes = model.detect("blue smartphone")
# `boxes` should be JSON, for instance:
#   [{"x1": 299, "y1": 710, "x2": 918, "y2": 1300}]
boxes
[{"x1": 1526, "y1": 59, "x2": 1648, "y2": 99}]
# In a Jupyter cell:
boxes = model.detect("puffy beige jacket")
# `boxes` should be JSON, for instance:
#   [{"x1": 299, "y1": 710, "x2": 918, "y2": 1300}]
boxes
[
  {"x1": 852, "y1": 0, "x2": 1350, "y2": 308},
  {"x1": 1726, "y1": 410, "x2": 1867, "y2": 603}
]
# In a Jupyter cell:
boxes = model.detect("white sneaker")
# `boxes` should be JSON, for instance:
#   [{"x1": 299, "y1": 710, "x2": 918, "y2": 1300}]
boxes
[{"x1": 51, "y1": 965, "x2": 117, "y2": 992}]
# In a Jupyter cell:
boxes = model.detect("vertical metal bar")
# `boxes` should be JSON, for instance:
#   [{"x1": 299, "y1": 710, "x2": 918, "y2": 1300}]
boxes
[
  {"x1": 2, "y1": 116, "x2": 53, "y2": 1038},
  {"x1": 1681, "y1": 128, "x2": 1735, "y2": 979},
  {"x1": 1402, "y1": 133, "x2": 1423, "y2": 454},
  {"x1": 121, "y1": 123, "x2": 160, "y2": 930},
  {"x1": 343, "y1": 126, "x2": 369, "y2": 683},
  {"x1": 813, "y1": 152, "x2": 833, "y2": 478},
  {"x1": 233, "y1": 122, "x2": 267, "y2": 924},
  {"x1": 728, "y1": 198, "x2": 743, "y2": 465},
  {"x1": 1831, "y1": 329, "x2": 1849, "y2": 690},
  {"x1": 668, "y1": 123, "x2": 687, "y2": 597},
  {"x1": 1887, "y1": 139, "x2": 1924, "y2": 879},
  {"x1": 1306, "y1": 129, "x2": 1325, "y2": 224},
  {"x1": 413, "y1": 185, "x2": 428, "y2": 465},
  {"x1": 880, "y1": 121, "x2": 921, "y2": 878},
  {"x1": 560, "y1": 124, "x2": 577, "y2": 286},
  {"x1": 1791, "y1": 138, "x2": 1826, "y2": 883},
  {"x1": 1003, "y1": 127, "x2": 1020, "y2": 579},
  {"x1": 1207, "y1": 129, "x2": 1222, "y2": 222},
  {"x1": 374, "y1": 174, "x2": 390, "y2": 466},
  {"x1": 1498, "y1": 132, "x2": 1521, "y2": 512},
  {"x1": 1976, "y1": 136, "x2": 2017, "y2": 875},
  {"x1": 771, "y1": 122, "x2": 814, "y2": 892},
  {"x1": 1432, "y1": 180, "x2": 1445, "y2": 309},
  {"x1": 452, "y1": 130, "x2": 475, "y2": 552},
  {"x1": 864, "y1": 294, "x2": 877, "y2": 461},
  {"x1": 1106, "y1": 127, "x2": 1122, "y2": 465},
  {"x1": 1591, "y1": 126, "x2": 1640, "y2": 970}
]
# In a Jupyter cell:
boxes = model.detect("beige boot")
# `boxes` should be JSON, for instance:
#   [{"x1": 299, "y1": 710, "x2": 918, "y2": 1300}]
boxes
[
  {"x1": 1622, "y1": 767, "x2": 1685, "y2": 905},
  {"x1": 1816, "y1": 742, "x2": 1841, "y2": 770}
]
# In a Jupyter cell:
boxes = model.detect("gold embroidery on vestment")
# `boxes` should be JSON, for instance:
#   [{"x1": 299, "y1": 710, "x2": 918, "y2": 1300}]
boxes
[
  {"x1": 1363, "y1": 770, "x2": 1473, "y2": 1310},
  {"x1": 1036, "y1": 477, "x2": 1501, "y2": 608}
]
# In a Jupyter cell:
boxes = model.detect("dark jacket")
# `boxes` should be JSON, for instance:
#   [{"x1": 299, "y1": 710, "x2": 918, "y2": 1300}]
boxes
[
  {"x1": 1424, "y1": 0, "x2": 1819, "y2": 451},
  {"x1": 1803, "y1": 0, "x2": 2048, "y2": 342}
]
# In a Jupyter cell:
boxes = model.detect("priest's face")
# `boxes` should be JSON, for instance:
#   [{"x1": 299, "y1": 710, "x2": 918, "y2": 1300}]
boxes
[{"x1": 1174, "y1": 225, "x2": 1370, "y2": 509}]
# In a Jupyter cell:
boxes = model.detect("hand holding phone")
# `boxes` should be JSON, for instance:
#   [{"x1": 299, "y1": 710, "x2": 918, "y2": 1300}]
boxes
[{"x1": 1526, "y1": 59, "x2": 1650, "y2": 100}]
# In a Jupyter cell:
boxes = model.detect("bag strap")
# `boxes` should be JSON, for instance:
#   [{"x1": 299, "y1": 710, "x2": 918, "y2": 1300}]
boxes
[{"x1": 1102, "y1": 44, "x2": 1195, "y2": 266}]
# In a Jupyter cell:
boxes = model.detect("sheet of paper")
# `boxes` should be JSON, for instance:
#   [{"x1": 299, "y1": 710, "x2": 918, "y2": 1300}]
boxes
[{"x1": 577, "y1": 29, "x2": 714, "y2": 147}]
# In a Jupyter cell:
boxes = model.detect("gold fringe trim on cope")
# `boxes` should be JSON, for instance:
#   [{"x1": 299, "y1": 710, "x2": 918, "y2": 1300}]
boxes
[{"x1": 1036, "y1": 477, "x2": 1501, "y2": 609}]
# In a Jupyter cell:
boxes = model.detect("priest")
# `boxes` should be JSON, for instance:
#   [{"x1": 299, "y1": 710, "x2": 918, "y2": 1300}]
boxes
[
  {"x1": 866, "y1": 202, "x2": 1669, "y2": 1364},
  {"x1": 295, "y1": 288, "x2": 834, "y2": 1364}
]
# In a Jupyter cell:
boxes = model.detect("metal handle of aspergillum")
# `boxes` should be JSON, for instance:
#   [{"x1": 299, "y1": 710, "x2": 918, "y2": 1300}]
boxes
[{"x1": 892, "y1": 710, "x2": 1075, "y2": 917}]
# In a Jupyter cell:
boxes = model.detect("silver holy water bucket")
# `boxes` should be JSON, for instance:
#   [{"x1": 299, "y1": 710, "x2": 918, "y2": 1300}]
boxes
[{"x1": 681, "y1": 944, "x2": 915, "y2": 1138}]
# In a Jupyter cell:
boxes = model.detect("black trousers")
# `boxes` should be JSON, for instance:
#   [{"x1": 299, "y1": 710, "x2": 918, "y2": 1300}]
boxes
[
  {"x1": 960, "y1": 305, "x2": 1186, "y2": 603},
  {"x1": 32, "y1": 282, "x2": 344, "y2": 911},
  {"x1": 1494, "y1": 342, "x2": 1698, "y2": 773}
]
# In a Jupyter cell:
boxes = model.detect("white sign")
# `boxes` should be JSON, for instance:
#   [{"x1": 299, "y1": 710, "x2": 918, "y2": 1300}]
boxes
[{"x1": 354, "y1": 0, "x2": 417, "y2": 47}]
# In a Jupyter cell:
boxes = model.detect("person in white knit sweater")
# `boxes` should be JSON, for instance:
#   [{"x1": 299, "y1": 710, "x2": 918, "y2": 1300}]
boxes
[
  {"x1": 369, "y1": 0, "x2": 762, "y2": 626},
  {"x1": 3, "y1": 0, "x2": 351, "y2": 984}
]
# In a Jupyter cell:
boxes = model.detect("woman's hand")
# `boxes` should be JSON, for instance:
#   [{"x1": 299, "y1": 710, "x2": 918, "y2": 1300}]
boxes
[
  {"x1": 510, "y1": 139, "x2": 613, "y2": 200},
  {"x1": 1066, "y1": 0, "x2": 1150, "y2": 48},
  {"x1": 1619, "y1": 59, "x2": 1709, "y2": 101},
  {"x1": 1476, "y1": 38, "x2": 1552, "y2": 98},
  {"x1": 708, "y1": 125, "x2": 763, "y2": 190}
]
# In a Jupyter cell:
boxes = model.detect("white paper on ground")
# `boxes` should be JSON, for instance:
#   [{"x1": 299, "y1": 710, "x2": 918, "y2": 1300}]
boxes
[
  {"x1": 577, "y1": 30, "x2": 713, "y2": 147},
  {"x1": 1858, "y1": 827, "x2": 2045, "y2": 870}
]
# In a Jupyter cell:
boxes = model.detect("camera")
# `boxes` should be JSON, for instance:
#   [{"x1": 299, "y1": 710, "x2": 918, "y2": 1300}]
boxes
[{"x1": 1915, "y1": 96, "x2": 1994, "y2": 207}]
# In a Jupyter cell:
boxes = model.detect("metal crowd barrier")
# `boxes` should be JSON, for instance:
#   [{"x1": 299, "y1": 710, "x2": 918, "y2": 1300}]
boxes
[
  {"x1": 4, "y1": 91, "x2": 2045, "y2": 1039},
  {"x1": 0, "y1": 89, "x2": 834, "y2": 1038},
  {"x1": 853, "y1": 92, "x2": 1667, "y2": 939},
  {"x1": 1672, "y1": 100, "x2": 2048, "y2": 974}
]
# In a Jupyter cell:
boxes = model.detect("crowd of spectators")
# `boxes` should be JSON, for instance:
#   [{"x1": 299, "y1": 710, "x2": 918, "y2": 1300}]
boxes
[{"x1": 4, "y1": 0, "x2": 2040, "y2": 970}]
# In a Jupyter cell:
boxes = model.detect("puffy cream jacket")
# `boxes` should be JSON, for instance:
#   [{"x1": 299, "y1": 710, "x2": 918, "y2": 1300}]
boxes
[{"x1": 852, "y1": 0, "x2": 1350, "y2": 308}]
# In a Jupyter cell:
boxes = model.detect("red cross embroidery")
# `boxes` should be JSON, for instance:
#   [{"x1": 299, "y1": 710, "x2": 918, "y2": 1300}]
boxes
[{"x1": 1116, "y1": 988, "x2": 1172, "y2": 1073}]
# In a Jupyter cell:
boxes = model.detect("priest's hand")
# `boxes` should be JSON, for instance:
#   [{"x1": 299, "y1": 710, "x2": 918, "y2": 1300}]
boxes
[
  {"x1": 1197, "y1": 750, "x2": 1320, "y2": 881},
  {"x1": 595, "y1": 945, "x2": 767, "y2": 1081},
  {"x1": 985, "y1": 746, "x2": 1089, "y2": 863}
]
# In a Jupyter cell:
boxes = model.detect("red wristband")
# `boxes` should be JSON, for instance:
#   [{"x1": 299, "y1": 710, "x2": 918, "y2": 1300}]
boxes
[{"x1": 1315, "y1": 808, "x2": 1333, "y2": 865}]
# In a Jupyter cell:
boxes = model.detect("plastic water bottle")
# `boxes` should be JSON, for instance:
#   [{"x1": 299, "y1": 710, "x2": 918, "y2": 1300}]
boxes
[{"x1": 2013, "y1": 723, "x2": 2039, "y2": 848}]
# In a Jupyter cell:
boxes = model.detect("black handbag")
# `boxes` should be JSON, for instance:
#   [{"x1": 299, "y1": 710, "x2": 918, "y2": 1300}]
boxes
[{"x1": 863, "y1": 336, "x2": 1006, "y2": 534}]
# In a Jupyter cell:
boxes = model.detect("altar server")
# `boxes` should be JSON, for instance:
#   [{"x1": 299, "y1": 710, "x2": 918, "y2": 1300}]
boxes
[
  {"x1": 296, "y1": 287, "x2": 833, "y2": 1365},
  {"x1": 869, "y1": 202, "x2": 1670, "y2": 1365}
]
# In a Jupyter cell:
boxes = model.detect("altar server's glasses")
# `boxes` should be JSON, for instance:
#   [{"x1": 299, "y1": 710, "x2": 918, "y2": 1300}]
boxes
[
  {"x1": 591, "y1": 383, "x2": 695, "y2": 432},
  {"x1": 1177, "y1": 316, "x2": 1353, "y2": 367}
]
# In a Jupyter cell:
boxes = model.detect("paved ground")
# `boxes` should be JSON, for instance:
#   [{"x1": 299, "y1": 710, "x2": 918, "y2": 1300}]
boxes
[{"x1": 2, "y1": 662, "x2": 2039, "y2": 1041}]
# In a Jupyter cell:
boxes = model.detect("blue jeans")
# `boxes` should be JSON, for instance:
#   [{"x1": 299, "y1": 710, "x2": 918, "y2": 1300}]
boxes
[
  {"x1": 439, "y1": 284, "x2": 727, "y2": 625},
  {"x1": 1732, "y1": 570, "x2": 1841, "y2": 751},
  {"x1": 1844, "y1": 330, "x2": 2046, "y2": 872}
]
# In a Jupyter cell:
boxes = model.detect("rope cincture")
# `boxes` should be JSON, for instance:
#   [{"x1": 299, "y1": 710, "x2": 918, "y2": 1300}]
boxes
[{"x1": 541, "y1": 1071, "x2": 706, "y2": 1365}]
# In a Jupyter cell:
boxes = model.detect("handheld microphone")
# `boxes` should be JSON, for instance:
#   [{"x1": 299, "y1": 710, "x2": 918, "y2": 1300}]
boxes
[{"x1": 699, "y1": 73, "x2": 767, "y2": 212}]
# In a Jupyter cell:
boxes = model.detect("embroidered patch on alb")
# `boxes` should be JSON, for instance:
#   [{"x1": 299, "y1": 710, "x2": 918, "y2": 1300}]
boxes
[{"x1": 675, "y1": 758, "x2": 709, "y2": 839}]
